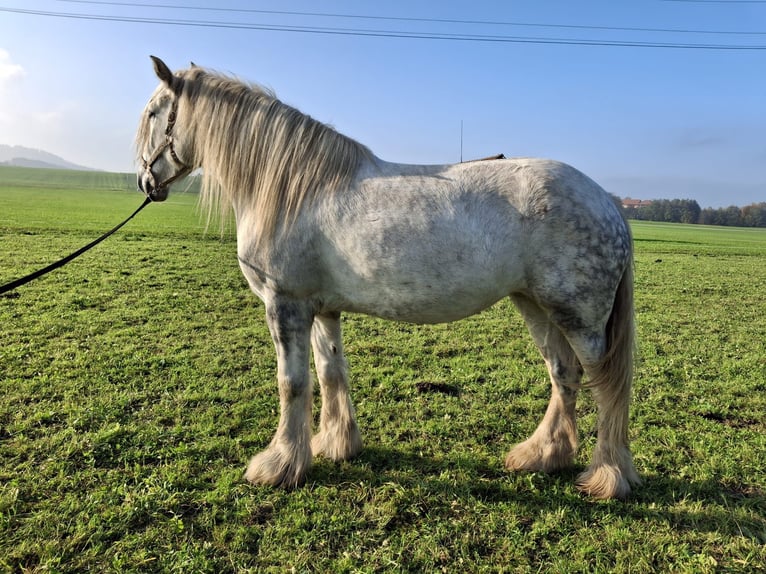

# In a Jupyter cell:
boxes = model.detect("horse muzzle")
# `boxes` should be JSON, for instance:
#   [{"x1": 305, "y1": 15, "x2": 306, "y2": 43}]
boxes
[{"x1": 138, "y1": 170, "x2": 169, "y2": 202}]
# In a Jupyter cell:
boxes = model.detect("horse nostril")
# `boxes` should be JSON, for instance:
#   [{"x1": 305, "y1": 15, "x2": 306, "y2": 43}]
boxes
[{"x1": 138, "y1": 173, "x2": 155, "y2": 196}]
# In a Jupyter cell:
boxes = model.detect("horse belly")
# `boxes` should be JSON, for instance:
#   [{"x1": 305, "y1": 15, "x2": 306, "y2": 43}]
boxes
[
  {"x1": 325, "y1": 231, "x2": 524, "y2": 324},
  {"x1": 370, "y1": 282, "x2": 513, "y2": 324}
]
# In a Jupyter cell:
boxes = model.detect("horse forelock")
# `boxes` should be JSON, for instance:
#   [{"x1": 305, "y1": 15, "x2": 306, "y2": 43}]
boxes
[{"x1": 176, "y1": 67, "x2": 372, "y2": 244}]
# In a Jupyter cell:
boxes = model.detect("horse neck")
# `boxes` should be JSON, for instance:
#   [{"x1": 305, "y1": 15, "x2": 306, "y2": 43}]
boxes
[{"x1": 189, "y1": 78, "x2": 371, "y2": 246}]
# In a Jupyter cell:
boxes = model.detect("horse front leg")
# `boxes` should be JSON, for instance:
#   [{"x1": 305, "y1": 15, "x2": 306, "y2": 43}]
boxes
[
  {"x1": 310, "y1": 312, "x2": 362, "y2": 461},
  {"x1": 244, "y1": 299, "x2": 314, "y2": 488}
]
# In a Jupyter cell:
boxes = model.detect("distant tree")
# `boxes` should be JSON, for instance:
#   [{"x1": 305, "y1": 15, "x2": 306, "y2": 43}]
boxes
[
  {"x1": 699, "y1": 207, "x2": 720, "y2": 226},
  {"x1": 656, "y1": 200, "x2": 672, "y2": 222},
  {"x1": 741, "y1": 203, "x2": 766, "y2": 227},
  {"x1": 630, "y1": 201, "x2": 662, "y2": 222},
  {"x1": 721, "y1": 206, "x2": 743, "y2": 227},
  {"x1": 627, "y1": 199, "x2": 700, "y2": 224},
  {"x1": 622, "y1": 198, "x2": 766, "y2": 228},
  {"x1": 680, "y1": 199, "x2": 701, "y2": 224}
]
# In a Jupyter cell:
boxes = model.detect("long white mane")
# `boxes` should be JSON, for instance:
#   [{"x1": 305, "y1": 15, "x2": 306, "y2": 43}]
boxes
[{"x1": 176, "y1": 67, "x2": 373, "y2": 241}]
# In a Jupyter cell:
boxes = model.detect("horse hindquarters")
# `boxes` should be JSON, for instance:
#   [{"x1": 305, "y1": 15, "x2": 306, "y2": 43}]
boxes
[{"x1": 508, "y1": 239, "x2": 640, "y2": 499}]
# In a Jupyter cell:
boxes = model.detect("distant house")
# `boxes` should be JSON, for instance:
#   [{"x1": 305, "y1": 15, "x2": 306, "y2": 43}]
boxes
[{"x1": 622, "y1": 198, "x2": 653, "y2": 209}]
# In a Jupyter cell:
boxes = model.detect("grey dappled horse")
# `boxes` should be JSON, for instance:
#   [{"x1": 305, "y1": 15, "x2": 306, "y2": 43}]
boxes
[{"x1": 136, "y1": 57, "x2": 640, "y2": 499}]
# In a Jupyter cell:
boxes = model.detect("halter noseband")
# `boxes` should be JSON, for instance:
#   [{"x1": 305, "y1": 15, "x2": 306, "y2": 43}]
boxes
[{"x1": 142, "y1": 98, "x2": 190, "y2": 194}]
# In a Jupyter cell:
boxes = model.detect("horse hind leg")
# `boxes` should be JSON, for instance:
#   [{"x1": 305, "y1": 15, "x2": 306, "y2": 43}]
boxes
[
  {"x1": 310, "y1": 312, "x2": 362, "y2": 461},
  {"x1": 559, "y1": 268, "x2": 641, "y2": 499},
  {"x1": 505, "y1": 294, "x2": 581, "y2": 474},
  {"x1": 566, "y1": 328, "x2": 641, "y2": 499}
]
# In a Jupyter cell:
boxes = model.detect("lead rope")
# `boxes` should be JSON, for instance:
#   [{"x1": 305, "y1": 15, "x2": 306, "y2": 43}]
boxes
[{"x1": 0, "y1": 196, "x2": 152, "y2": 295}]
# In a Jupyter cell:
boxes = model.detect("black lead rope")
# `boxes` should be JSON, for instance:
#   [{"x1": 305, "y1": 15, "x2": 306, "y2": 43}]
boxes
[{"x1": 0, "y1": 196, "x2": 152, "y2": 295}]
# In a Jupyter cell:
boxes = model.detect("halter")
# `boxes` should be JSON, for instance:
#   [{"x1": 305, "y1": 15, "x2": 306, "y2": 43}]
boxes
[{"x1": 141, "y1": 97, "x2": 190, "y2": 194}]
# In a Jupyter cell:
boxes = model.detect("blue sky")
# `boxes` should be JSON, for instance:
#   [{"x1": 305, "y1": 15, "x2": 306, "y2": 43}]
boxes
[{"x1": 0, "y1": 0, "x2": 764, "y2": 207}]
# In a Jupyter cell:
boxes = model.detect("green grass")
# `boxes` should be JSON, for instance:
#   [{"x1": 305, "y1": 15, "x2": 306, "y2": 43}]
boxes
[
  {"x1": 632, "y1": 220, "x2": 766, "y2": 256},
  {"x1": 1, "y1": 171, "x2": 765, "y2": 572}
]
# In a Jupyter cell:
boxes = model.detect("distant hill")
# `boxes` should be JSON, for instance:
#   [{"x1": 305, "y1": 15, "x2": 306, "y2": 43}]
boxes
[
  {"x1": 0, "y1": 144, "x2": 94, "y2": 171},
  {"x1": 0, "y1": 164, "x2": 201, "y2": 194}
]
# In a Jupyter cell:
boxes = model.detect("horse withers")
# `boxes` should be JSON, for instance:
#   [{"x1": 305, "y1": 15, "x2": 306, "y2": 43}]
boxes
[{"x1": 136, "y1": 56, "x2": 640, "y2": 499}]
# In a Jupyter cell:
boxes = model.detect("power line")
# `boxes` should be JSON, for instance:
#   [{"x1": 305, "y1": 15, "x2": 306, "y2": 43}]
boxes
[
  {"x1": 53, "y1": 0, "x2": 766, "y2": 37},
  {"x1": 664, "y1": 0, "x2": 766, "y2": 3},
  {"x1": 3, "y1": 5, "x2": 766, "y2": 50}
]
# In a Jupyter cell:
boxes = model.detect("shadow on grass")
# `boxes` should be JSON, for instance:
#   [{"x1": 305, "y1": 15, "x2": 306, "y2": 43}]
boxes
[{"x1": 306, "y1": 446, "x2": 766, "y2": 543}]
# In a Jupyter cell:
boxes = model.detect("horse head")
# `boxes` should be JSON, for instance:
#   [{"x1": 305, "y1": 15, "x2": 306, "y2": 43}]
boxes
[{"x1": 136, "y1": 56, "x2": 193, "y2": 201}]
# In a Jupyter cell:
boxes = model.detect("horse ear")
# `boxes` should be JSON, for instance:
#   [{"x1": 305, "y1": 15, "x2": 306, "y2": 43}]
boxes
[
  {"x1": 150, "y1": 55, "x2": 180, "y2": 93},
  {"x1": 190, "y1": 61, "x2": 197, "y2": 68}
]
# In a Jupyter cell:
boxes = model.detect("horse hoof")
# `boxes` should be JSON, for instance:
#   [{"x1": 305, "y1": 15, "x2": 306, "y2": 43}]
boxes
[
  {"x1": 244, "y1": 447, "x2": 311, "y2": 488},
  {"x1": 576, "y1": 463, "x2": 641, "y2": 500},
  {"x1": 311, "y1": 427, "x2": 363, "y2": 461},
  {"x1": 504, "y1": 439, "x2": 575, "y2": 474}
]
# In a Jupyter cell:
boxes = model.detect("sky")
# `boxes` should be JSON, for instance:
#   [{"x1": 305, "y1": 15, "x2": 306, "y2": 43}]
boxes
[{"x1": 0, "y1": 0, "x2": 764, "y2": 208}]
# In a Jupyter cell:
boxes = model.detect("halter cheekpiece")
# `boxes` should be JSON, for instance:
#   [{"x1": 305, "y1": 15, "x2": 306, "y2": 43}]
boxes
[{"x1": 142, "y1": 97, "x2": 190, "y2": 194}]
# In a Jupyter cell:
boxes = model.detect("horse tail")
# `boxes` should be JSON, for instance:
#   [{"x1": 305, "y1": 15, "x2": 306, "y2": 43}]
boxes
[
  {"x1": 576, "y1": 257, "x2": 641, "y2": 497},
  {"x1": 585, "y1": 260, "x2": 636, "y2": 394}
]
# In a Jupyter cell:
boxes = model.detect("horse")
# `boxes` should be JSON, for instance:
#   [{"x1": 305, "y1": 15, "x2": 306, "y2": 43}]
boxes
[{"x1": 136, "y1": 56, "x2": 640, "y2": 500}]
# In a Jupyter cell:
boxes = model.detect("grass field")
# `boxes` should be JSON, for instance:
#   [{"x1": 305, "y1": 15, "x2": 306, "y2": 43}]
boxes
[{"x1": 1, "y1": 169, "x2": 765, "y2": 572}]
